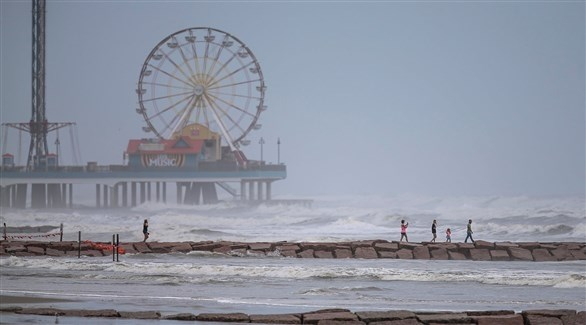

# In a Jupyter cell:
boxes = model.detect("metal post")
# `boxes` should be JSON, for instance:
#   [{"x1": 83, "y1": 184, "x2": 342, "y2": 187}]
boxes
[
  {"x1": 59, "y1": 223, "x2": 63, "y2": 242},
  {"x1": 112, "y1": 234, "x2": 115, "y2": 262},
  {"x1": 277, "y1": 137, "x2": 280, "y2": 164},
  {"x1": 117, "y1": 234, "x2": 120, "y2": 262},
  {"x1": 259, "y1": 137, "x2": 265, "y2": 164},
  {"x1": 78, "y1": 231, "x2": 81, "y2": 258},
  {"x1": 3, "y1": 223, "x2": 7, "y2": 241}
]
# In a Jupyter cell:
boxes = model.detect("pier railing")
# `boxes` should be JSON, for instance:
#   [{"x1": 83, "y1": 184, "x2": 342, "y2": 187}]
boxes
[{"x1": 0, "y1": 162, "x2": 286, "y2": 173}]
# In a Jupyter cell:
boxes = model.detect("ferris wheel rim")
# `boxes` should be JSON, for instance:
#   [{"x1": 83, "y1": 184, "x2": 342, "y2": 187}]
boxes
[{"x1": 136, "y1": 27, "x2": 266, "y2": 147}]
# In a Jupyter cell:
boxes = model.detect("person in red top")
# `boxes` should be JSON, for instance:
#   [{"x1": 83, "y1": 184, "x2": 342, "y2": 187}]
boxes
[{"x1": 400, "y1": 219, "x2": 409, "y2": 242}]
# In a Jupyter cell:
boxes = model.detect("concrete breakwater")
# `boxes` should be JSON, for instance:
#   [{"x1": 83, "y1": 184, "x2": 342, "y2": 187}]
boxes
[
  {"x1": 1, "y1": 239, "x2": 585, "y2": 261},
  {"x1": 1, "y1": 306, "x2": 584, "y2": 325}
]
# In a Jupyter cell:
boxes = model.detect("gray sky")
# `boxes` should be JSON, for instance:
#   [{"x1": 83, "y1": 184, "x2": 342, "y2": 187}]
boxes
[{"x1": 1, "y1": 0, "x2": 584, "y2": 197}]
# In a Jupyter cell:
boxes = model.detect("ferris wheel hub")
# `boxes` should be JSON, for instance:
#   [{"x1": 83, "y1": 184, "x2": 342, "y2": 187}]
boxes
[{"x1": 194, "y1": 84, "x2": 205, "y2": 96}]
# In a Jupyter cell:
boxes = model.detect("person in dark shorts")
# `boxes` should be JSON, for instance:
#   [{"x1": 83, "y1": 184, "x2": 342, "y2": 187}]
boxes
[
  {"x1": 464, "y1": 219, "x2": 475, "y2": 243},
  {"x1": 430, "y1": 219, "x2": 437, "y2": 242},
  {"x1": 143, "y1": 219, "x2": 149, "y2": 242}
]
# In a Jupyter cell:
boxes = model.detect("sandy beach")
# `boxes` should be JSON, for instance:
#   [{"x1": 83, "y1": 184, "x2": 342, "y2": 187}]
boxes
[{"x1": 0, "y1": 295, "x2": 73, "y2": 304}]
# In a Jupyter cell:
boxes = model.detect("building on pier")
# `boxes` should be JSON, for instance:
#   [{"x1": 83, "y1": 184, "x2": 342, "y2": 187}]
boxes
[{"x1": 1, "y1": 123, "x2": 286, "y2": 209}]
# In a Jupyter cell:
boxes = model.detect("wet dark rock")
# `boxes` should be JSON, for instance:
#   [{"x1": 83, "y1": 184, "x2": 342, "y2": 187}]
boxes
[
  {"x1": 196, "y1": 312, "x2": 250, "y2": 322},
  {"x1": 164, "y1": 313, "x2": 197, "y2": 320},
  {"x1": 354, "y1": 247, "x2": 378, "y2": 259},
  {"x1": 356, "y1": 310, "x2": 417, "y2": 322},
  {"x1": 447, "y1": 251, "x2": 467, "y2": 260},
  {"x1": 508, "y1": 247, "x2": 533, "y2": 261},
  {"x1": 303, "y1": 311, "x2": 359, "y2": 324},
  {"x1": 412, "y1": 246, "x2": 430, "y2": 259},
  {"x1": 249, "y1": 313, "x2": 301, "y2": 324},
  {"x1": 248, "y1": 242, "x2": 272, "y2": 251},
  {"x1": 475, "y1": 240, "x2": 495, "y2": 249},
  {"x1": 297, "y1": 249, "x2": 315, "y2": 258},
  {"x1": 489, "y1": 249, "x2": 510, "y2": 261},
  {"x1": 430, "y1": 248, "x2": 449, "y2": 260},
  {"x1": 119, "y1": 310, "x2": 161, "y2": 319},
  {"x1": 375, "y1": 242, "x2": 399, "y2": 251},
  {"x1": 532, "y1": 248, "x2": 556, "y2": 262},
  {"x1": 396, "y1": 249, "x2": 413, "y2": 259},
  {"x1": 378, "y1": 251, "x2": 398, "y2": 259},
  {"x1": 415, "y1": 312, "x2": 473, "y2": 324},
  {"x1": 133, "y1": 242, "x2": 152, "y2": 253},
  {"x1": 470, "y1": 248, "x2": 491, "y2": 261},
  {"x1": 1, "y1": 240, "x2": 584, "y2": 262},
  {"x1": 64, "y1": 309, "x2": 119, "y2": 317},
  {"x1": 315, "y1": 250, "x2": 334, "y2": 258},
  {"x1": 474, "y1": 314, "x2": 523, "y2": 325},
  {"x1": 334, "y1": 249, "x2": 353, "y2": 258}
]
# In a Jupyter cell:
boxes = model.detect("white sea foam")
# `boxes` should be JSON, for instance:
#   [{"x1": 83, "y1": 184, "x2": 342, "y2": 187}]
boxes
[
  {"x1": 2, "y1": 255, "x2": 584, "y2": 289},
  {"x1": 1, "y1": 195, "x2": 584, "y2": 243}
]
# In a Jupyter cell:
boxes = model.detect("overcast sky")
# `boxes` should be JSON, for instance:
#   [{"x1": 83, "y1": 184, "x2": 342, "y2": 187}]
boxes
[{"x1": 1, "y1": 0, "x2": 584, "y2": 197}]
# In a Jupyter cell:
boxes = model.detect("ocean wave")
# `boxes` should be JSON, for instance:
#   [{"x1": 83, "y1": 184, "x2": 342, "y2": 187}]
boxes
[
  {"x1": 300, "y1": 286, "x2": 383, "y2": 295},
  {"x1": 3, "y1": 256, "x2": 584, "y2": 289},
  {"x1": 2, "y1": 195, "x2": 583, "y2": 243}
]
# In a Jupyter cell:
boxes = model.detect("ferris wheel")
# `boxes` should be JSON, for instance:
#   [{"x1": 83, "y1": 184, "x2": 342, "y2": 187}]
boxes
[{"x1": 136, "y1": 27, "x2": 266, "y2": 150}]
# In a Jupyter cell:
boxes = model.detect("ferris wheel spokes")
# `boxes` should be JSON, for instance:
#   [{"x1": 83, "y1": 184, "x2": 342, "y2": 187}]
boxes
[
  {"x1": 158, "y1": 96, "x2": 198, "y2": 137},
  {"x1": 205, "y1": 41, "x2": 227, "y2": 82},
  {"x1": 176, "y1": 41, "x2": 197, "y2": 79},
  {"x1": 147, "y1": 63, "x2": 194, "y2": 89},
  {"x1": 204, "y1": 94, "x2": 241, "y2": 151},
  {"x1": 169, "y1": 95, "x2": 199, "y2": 136},
  {"x1": 141, "y1": 90, "x2": 194, "y2": 104},
  {"x1": 141, "y1": 81, "x2": 192, "y2": 91},
  {"x1": 147, "y1": 93, "x2": 194, "y2": 121},
  {"x1": 160, "y1": 51, "x2": 197, "y2": 87},
  {"x1": 209, "y1": 91, "x2": 261, "y2": 101},
  {"x1": 206, "y1": 91, "x2": 255, "y2": 117},
  {"x1": 203, "y1": 94, "x2": 247, "y2": 134},
  {"x1": 207, "y1": 60, "x2": 256, "y2": 89},
  {"x1": 208, "y1": 78, "x2": 263, "y2": 91}
]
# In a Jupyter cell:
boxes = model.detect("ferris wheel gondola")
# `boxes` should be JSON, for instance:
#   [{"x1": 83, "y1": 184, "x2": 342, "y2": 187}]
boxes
[{"x1": 136, "y1": 27, "x2": 266, "y2": 150}]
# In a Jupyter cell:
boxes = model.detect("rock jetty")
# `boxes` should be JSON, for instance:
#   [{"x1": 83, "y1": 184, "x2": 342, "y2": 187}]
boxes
[
  {"x1": 1, "y1": 239, "x2": 585, "y2": 261},
  {"x1": 0, "y1": 306, "x2": 584, "y2": 324}
]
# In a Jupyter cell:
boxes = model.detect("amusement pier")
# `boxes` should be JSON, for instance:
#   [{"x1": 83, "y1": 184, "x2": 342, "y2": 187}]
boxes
[{"x1": 1, "y1": 1, "x2": 296, "y2": 209}]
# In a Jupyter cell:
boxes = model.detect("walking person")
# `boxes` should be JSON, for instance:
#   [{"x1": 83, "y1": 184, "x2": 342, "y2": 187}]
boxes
[
  {"x1": 143, "y1": 219, "x2": 149, "y2": 242},
  {"x1": 400, "y1": 219, "x2": 409, "y2": 242},
  {"x1": 446, "y1": 228, "x2": 452, "y2": 243},
  {"x1": 430, "y1": 220, "x2": 437, "y2": 242},
  {"x1": 464, "y1": 219, "x2": 475, "y2": 243}
]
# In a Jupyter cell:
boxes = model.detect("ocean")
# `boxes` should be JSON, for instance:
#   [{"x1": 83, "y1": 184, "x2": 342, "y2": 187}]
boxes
[{"x1": 1, "y1": 195, "x2": 585, "y2": 324}]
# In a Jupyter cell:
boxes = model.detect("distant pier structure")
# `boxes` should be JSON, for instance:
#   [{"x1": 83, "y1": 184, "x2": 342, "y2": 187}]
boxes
[
  {"x1": 1, "y1": 19, "x2": 291, "y2": 208},
  {"x1": 0, "y1": 153, "x2": 286, "y2": 208}
]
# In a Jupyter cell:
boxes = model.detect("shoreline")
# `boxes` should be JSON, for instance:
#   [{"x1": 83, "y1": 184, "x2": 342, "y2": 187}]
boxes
[
  {"x1": 0, "y1": 303, "x2": 583, "y2": 324},
  {"x1": 0, "y1": 295, "x2": 74, "y2": 304},
  {"x1": 1, "y1": 239, "x2": 585, "y2": 262}
]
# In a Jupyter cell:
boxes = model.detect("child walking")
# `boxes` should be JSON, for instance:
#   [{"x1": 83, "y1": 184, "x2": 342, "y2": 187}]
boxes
[{"x1": 445, "y1": 228, "x2": 451, "y2": 243}]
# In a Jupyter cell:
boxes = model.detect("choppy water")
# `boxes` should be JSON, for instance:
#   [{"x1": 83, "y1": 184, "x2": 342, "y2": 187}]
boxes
[
  {"x1": 2, "y1": 195, "x2": 585, "y2": 243},
  {"x1": 1, "y1": 195, "x2": 585, "y2": 324}
]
